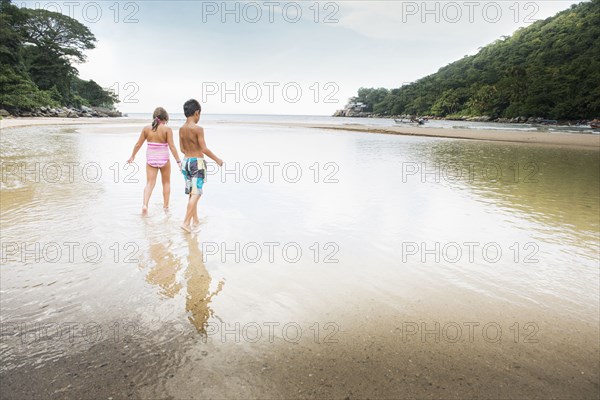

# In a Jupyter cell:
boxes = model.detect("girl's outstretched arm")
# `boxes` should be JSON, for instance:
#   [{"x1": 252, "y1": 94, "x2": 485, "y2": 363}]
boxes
[{"x1": 127, "y1": 128, "x2": 146, "y2": 163}]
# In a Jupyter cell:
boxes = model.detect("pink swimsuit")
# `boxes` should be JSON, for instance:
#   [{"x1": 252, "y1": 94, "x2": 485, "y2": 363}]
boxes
[{"x1": 146, "y1": 142, "x2": 169, "y2": 168}]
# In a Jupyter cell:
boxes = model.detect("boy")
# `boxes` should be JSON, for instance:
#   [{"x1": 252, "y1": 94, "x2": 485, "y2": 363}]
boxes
[{"x1": 179, "y1": 99, "x2": 223, "y2": 233}]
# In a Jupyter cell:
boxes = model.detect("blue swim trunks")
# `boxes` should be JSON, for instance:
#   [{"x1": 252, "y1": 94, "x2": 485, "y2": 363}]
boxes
[{"x1": 182, "y1": 157, "x2": 206, "y2": 195}]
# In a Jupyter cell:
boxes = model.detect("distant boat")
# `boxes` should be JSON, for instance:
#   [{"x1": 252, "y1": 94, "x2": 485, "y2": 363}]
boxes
[{"x1": 394, "y1": 118, "x2": 427, "y2": 125}]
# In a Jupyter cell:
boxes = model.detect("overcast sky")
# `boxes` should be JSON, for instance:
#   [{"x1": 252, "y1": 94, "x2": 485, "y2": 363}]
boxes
[{"x1": 21, "y1": 0, "x2": 581, "y2": 115}]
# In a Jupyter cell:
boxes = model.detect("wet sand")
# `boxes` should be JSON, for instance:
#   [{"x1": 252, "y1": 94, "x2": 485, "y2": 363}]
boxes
[
  {"x1": 280, "y1": 122, "x2": 600, "y2": 149},
  {"x1": 2, "y1": 296, "x2": 598, "y2": 400}
]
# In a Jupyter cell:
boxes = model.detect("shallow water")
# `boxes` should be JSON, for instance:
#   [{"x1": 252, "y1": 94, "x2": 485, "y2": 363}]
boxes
[{"x1": 1, "y1": 122, "x2": 599, "y2": 398}]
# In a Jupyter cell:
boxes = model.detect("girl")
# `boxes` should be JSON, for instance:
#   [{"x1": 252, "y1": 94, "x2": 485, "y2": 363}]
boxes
[{"x1": 128, "y1": 107, "x2": 182, "y2": 214}]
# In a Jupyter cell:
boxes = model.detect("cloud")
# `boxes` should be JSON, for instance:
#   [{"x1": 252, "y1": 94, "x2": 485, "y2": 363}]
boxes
[
  {"x1": 334, "y1": 1, "x2": 580, "y2": 43},
  {"x1": 23, "y1": 0, "x2": 582, "y2": 114}
]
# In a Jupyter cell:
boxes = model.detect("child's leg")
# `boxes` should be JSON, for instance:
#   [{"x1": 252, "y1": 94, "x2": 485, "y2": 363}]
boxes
[
  {"x1": 192, "y1": 206, "x2": 200, "y2": 225},
  {"x1": 143, "y1": 164, "x2": 159, "y2": 214},
  {"x1": 160, "y1": 161, "x2": 171, "y2": 209},
  {"x1": 192, "y1": 200, "x2": 200, "y2": 225},
  {"x1": 192, "y1": 177, "x2": 204, "y2": 225},
  {"x1": 182, "y1": 194, "x2": 201, "y2": 232}
]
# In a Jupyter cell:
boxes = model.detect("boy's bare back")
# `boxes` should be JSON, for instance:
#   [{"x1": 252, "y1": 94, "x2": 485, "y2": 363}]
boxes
[{"x1": 179, "y1": 122, "x2": 205, "y2": 158}]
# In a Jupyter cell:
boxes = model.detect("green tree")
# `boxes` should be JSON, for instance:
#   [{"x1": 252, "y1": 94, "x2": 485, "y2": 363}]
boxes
[
  {"x1": 0, "y1": 1, "x2": 118, "y2": 111},
  {"x1": 0, "y1": 0, "x2": 27, "y2": 66},
  {"x1": 0, "y1": 63, "x2": 58, "y2": 109},
  {"x1": 0, "y1": 1, "x2": 58, "y2": 110},
  {"x1": 72, "y1": 77, "x2": 118, "y2": 107},
  {"x1": 20, "y1": 8, "x2": 95, "y2": 62},
  {"x1": 20, "y1": 7, "x2": 96, "y2": 103}
]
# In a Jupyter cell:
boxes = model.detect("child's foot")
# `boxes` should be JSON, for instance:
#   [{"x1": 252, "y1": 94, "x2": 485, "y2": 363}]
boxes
[
  {"x1": 141, "y1": 206, "x2": 148, "y2": 215},
  {"x1": 180, "y1": 224, "x2": 192, "y2": 233}
]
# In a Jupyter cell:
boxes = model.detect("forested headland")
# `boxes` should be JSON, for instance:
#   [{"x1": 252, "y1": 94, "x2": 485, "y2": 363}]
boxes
[
  {"x1": 337, "y1": 0, "x2": 600, "y2": 122},
  {"x1": 0, "y1": 0, "x2": 120, "y2": 118}
]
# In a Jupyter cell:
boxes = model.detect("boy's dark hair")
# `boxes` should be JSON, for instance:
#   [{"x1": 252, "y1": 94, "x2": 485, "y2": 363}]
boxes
[{"x1": 183, "y1": 99, "x2": 201, "y2": 117}]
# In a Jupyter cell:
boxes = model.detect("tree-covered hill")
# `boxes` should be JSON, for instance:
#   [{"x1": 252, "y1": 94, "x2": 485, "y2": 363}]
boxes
[
  {"x1": 346, "y1": 0, "x2": 600, "y2": 120},
  {"x1": 0, "y1": 0, "x2": 118, "y2": 114}
]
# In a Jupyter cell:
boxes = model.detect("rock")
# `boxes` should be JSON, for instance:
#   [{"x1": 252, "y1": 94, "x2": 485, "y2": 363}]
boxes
[
  {"x1": 92, "y1": 106, "x2": 122, "y2": 117},
  {"x1": 0, "y1": 109, "x2": 10, "y2": 117},
  {"x1": 81, "y1": 105, "x2": 93, "y2": 113},
  {"x1": 56, "y1": 112, "x2": 68, "y2": 118},
  {"x1": 105, "y1": 110, "x2": 122, "y2": 117}
]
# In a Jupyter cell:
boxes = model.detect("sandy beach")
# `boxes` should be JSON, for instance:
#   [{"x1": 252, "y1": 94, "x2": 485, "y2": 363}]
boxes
[{"x1": 311, "y1": 123, "x2": 600, "y2": 149}]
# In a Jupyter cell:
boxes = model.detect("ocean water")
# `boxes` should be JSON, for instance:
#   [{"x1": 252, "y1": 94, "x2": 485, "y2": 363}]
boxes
[
  {"x1": 1, "y1": 120, "x2": 598, "y2": 398},
  {"x1": 126, "y1": 112, "x2": 600, "y2": 134}
]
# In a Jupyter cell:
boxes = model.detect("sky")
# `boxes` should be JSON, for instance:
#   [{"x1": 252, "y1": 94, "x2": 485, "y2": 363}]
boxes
[{"x1": 20, "y1": 0, "x2": 582, "y2": 115}]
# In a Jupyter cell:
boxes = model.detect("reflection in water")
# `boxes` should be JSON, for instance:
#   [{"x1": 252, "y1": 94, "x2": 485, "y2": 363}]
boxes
[
  {"x1": 141, "y1": 219, "x2": 225, "y2": 335},
  {"x1": 144, "y1": 237, "x2": 183, "y2": 299},
  {"x1": 351, "y1": 135, "x2": 599, "y2": 318},
  {"x1": 184, "y1": 233, "x2": 225, "y2": 335},
  {"x1": 420, "y1": 141, "x2": 600, "y2": 243}
]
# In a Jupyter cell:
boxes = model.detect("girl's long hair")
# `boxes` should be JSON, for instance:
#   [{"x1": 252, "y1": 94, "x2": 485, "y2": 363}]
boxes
[{"x1": 152, "y1": 107, "x2": 169, "y2": 131}]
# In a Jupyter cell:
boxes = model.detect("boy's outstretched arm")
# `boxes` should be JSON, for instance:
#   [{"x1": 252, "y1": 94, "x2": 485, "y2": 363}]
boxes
[
  {"x1": 196, "y1": 127, "x2": 223, "y2": 166},
  {"x1": 127, "y1": 128, "x2": 146, "y2": 163},
  {"x1": 166, "y1": 128, "x2": 182, "y2": 168}
]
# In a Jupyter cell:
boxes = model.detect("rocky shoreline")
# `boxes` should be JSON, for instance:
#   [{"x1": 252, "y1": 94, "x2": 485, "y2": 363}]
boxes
[
  {"x1": 332, "y1": 110, "x2": 597, "y2": 126},
  {"x1": 0, "y1": 106, "x2": 123, "y2": 119}
]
